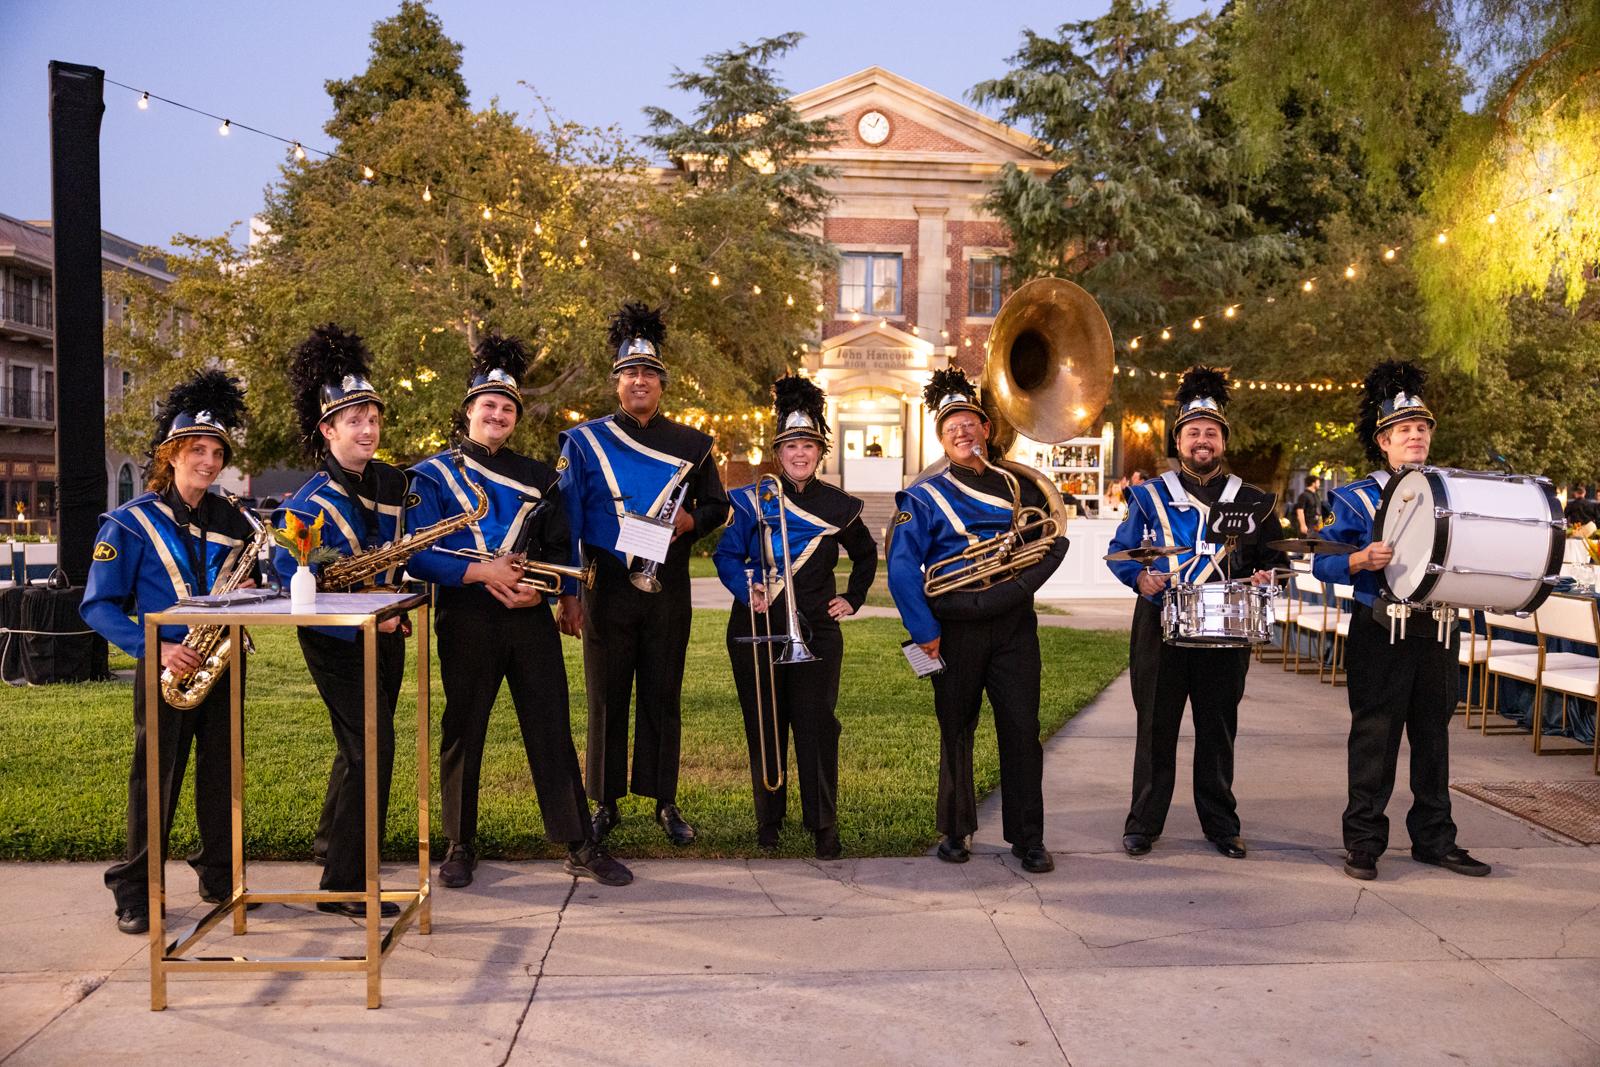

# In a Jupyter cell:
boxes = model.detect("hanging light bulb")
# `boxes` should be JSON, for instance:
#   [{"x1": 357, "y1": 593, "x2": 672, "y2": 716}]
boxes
[
  {"x1": 964, "y1": 338, "x2": 972, "y2": 347},
  {"x1": 363, "y1": 165, "x2": 374, "y2": 180},
  {"x1": 534, "y1": 222, "x2": 542, "y2": 235},
  {"x1": 294, "y1": 143, "x2": 306, "y2": 161},
  {"x1": 711, "y1": 274, "x2": 720, "y2": 286},
  {"x1": 219, "y1": 120, "x2": 231, "y2": 135},
  {"x1": 482, "y1": 206, "x2": 492, "y2": 220},
  {"x1": 786, "y1": 294, "x2": 794, "y2": 306},
  {"x1": 631, "y1": 249, "x2": 641, "y2": 261},
  {"x1": 579, "y1": 236, "x2": 587, "y2": 248},
  {"x1": 1225, "y1": 306, "x2": 1236, "y2": 317},
  {"x1": 423, "y1": 185, "x2": 431, "y2": 202},
  {"x1": 940, "y1": 330, "x2": 949, "y2": 339},
  {"x1": 851, "y1": 311, "x2": 860, "y2": 322},
  {"x1": 1436, "y1": 232, "x2": 1447, "y2": 243},
  {"x1": 1548, "y1": 188, "x2": 1558, "y2": 202},
  {"x1": 1130, "y1": 338, "x2": 1139, "y2": 350},
  {"x1": 1487, "y1": 211, "x2": 1497, "y2": 224},
  {"x1": 816, "y1": 302, "x2": 825, "y2": 313},
  {"x1": 1385, "y1": 248, "x2": 1396, "y2": 259},
  {"x1": 1160, "y1": 328, "x2": 1170, "y2": 340},
  {"x1": 1191, "y1": 319, "x2": 1202, "y2": 330},
  {"x1": 139, "y1": 92, "x2": 149, "y2": 109},
  {"x1": 1345, "y1": 266, "x2": 1356, "y2": 278},
  {"x1": 752, "y1": 285, "x2": 761, "y2": 295},
  {"x1": 1303, "y1": 280, "x2": 1314, "y2": 291}
]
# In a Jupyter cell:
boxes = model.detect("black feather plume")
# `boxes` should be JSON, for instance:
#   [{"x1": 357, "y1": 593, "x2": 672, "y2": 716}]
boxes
[
  {"x1": 471, "y1": 331, "x2": 531, "y2": 384},
  {"x1": 150, "y1": 369, "x2": 246, "y2": 456},
  {"x1": 922, "y1": 368, "x2": 979, "y2": 411},
  {"x1": 288, "y1": 323, "x2": 374, "y2": 456},
  {"x1": 606, "y1": 302, "x2": 667, "y2": 350},
  {"x1": 1175, "y1": 366, "x2": 1231, "y2": 408},
  {"x1": 1357, "y1": 359, "x2": 1428, "y2": 467},
  {"x1": 773, "y1": 374, "x2": 829, "y2": 436}
]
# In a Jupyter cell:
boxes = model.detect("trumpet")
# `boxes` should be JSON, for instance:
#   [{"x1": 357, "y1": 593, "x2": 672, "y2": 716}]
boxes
[
  {"x1": 628, "y1": 459, "x2": 695, "y2": 593},
  {"x1": 734, "y1": 474, "x2": 816, "y2": 792},
  {"x1": 436, "y1": 546, "x2": 596, "y2": 595}
]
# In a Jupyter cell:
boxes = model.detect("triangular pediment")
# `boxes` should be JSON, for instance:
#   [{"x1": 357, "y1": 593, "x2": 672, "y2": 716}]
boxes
[
  {"x1": 820, "y1": 321, "x2": 934, "y2": 355},
  {"x1": 791, "y1": 66, "x2": 1047, "y2": 166}
]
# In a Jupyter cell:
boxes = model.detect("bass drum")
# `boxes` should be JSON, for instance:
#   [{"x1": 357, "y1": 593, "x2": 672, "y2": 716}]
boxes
[{"x1": 1375, "y1": 466, "x2": 1563, "y2": 614}]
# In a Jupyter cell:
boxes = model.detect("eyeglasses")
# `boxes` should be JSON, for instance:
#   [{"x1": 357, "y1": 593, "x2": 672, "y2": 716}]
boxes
[{"x1": 941, "y1": 419, "x2": 983, "y2": 437}]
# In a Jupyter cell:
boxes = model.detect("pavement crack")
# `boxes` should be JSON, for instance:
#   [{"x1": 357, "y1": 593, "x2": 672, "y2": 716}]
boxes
[
  {"x1": 968, "y1": 859, "x2": 1073, "y2": 1064},
  {"x1": 1555, "y1": 898, "x2": 1600, "y2": 958},
  {"x1": 745, "y1": 860, "x2": 790, "y2": 916},
  {"x1": 496, "y1": 876, "x2": 578, "y2": 1067}
]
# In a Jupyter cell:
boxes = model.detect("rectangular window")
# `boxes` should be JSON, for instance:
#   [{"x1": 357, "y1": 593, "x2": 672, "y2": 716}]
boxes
[
  {"x1": 968, "y1": 257, "x2": 1003, "y2": 317},
  {"x1": 838, "y1": 253, "x2": 902, "y2": 315},
  {"x1": 10, "y1": 365, "x2": 32, "y2": 420}
]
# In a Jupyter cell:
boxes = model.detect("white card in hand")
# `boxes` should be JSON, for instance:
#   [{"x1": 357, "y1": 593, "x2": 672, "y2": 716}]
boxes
[
  {"x1": 901, "y1": 639, "x2": 946, "y2": 678},
  {"x1": 616, "y1": 511, "x2": 675, "y2": 565}
]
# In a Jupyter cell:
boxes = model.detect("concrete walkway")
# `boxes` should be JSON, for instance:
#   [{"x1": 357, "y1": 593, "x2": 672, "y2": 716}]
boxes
[{"x1": 5, "y1": 616, "x2": 1600, "y2": 1065}]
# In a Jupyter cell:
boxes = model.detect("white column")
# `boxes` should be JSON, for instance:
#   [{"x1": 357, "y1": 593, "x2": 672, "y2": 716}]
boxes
[{"x1": 913, "y1": 206, "x2": 947, "y2": 338}]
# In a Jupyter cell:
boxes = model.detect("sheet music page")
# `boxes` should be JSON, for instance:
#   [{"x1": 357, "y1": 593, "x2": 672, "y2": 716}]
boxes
[
  {"x1": 900, "y1": 639, "x2": 946, "y2": 678},
  {"x1": 616, "y1": 512, "x2": 674, "y2": 564}
]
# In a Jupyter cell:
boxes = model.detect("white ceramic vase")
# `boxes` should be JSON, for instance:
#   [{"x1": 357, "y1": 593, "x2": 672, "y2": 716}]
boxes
[{"x1": 290, "y1": 565, "x2": 317, "y2": 610}]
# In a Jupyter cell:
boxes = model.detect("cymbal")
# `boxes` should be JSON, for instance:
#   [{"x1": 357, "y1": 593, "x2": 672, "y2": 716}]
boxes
[
  {"x1": 1104, "y1": 545, "x2": 1190, "y2": 563},
  {"x1": 1268, "y1": 538, "x2": 1358, "y2": 556}
]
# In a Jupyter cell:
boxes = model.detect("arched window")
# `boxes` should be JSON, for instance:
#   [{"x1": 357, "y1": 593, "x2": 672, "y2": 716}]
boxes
[{"x1": 117, "y1": 463, "x2": 135, "y2": 506}]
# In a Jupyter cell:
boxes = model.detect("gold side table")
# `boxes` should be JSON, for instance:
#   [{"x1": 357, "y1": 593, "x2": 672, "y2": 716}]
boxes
[{"x1": 142, "y1": 591, "x2": 432, "y2": 1009}]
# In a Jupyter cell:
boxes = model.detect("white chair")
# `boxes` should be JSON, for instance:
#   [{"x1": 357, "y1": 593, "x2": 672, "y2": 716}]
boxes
[
  {"x1": 22, "y1": 541, "x2": 58, "y2": 585},
  {"x1": 1328, "y1": 584, "x2": 1356, "y2": 687},
  {"x1": 1290, "y1": 575, "x2": 1349, "y2": 683},
  {"x1": 1458, "y1": 608, "x2": 1490, "y2": 727},
  {"x1": 1531, "y1": 593, "x2": 1600, "y2": 764},
  {"x1": 1482, "y1": 608, "x2": 1592, "y2": 735},
  {"x1": 0, "y1": 540, "x2": 15, "y2": 590}
]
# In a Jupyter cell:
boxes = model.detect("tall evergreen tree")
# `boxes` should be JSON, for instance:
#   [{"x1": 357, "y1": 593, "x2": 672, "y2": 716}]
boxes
[{"x1": 324, "y1": 1, "x2": 469, "y2": 139}]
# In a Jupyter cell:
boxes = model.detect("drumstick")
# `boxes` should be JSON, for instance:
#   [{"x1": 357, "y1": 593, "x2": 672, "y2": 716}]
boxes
[{"x1": 1383, "y1": 488, "x2": 1419, "y2": 556}]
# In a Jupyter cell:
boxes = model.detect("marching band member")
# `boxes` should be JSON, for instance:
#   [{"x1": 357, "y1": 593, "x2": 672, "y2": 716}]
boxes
[
  {"x1": 1313, "y1": 361, "x2": 1489, "y2": 881},
  {"x1": 559, "y1": 303, "x2": 730, "y2": 847},
  {"x1": 82, "y1": 371, "x2": 256, "y2": 934},
  {"x1": 886, "y1": 369, "x2": 1067, "y2": 874},
  {"x1": 276, "y1": 325, "x2": 408, "y2": 916},
  {"x1": 1106, "y1": 368, "x2": 1286, "y2": 860},
  {"x1": 407, "y1": 333, "x2": 631, "y2": 888},
  {"x1": 714, "y1": 376, "x2": 878, "y2": 859}
]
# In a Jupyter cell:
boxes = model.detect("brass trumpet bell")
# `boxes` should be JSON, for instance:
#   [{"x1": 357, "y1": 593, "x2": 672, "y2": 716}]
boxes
[{"x1": 980, "y1": 277, "x2": 1114, "y2": 454}]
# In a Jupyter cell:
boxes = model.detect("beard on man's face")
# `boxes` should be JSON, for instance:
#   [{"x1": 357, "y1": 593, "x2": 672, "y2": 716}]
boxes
[{"x1": 1180, "y1": 443, "x2": 1222, "y2": 476}]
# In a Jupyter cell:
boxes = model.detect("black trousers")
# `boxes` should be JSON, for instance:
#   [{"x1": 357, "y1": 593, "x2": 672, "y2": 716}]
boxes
[
  {"x1": 581, "y1": 556, "x2": 693, "y2": 806},
  {"x1": 931, "y1": 602, "x2": 1044, "y2": 847},
  {"x1": 438, "y1": 586, "x2": 589, "y2": 846},
  {"x1": 299, "y1": 627, "x2": 405, "y2": 893},
  {"x1": 1343, "y1": 600, "x2": 1459, "y2": 858},
  {"x1": 726, "y1": 608, "x2": 843, "y2": 832},
  {"x1": 1125, "y1": 596, "x2": 1250, "y2": 839},
  {"x1": 105, "y1": 656, "x2": 240, "y2": 912}
]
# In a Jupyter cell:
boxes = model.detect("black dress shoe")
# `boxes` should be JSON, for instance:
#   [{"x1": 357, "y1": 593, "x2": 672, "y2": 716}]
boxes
[
  {"x1": 1414, "y1": 847, "x2": 1491, "y2": 877},
  {"x1": 1208, "y1": 835, "x2": 1247, "y2": 859},
  {"x1": 591, "y1": 803, "x2": 621, "y2": 842},
  {"x1": 757, "y1": 823, "x2": 781, "y2": 851},
  {"x1": 1345, "y1": 849, "x2": 1378, "y2": 880},
  {"x1": 439, "y1": 842, "x2": 477, "y2": 889},
  {"x1": 1011, "y1": 844, "x2": 1055, "y2": 873},
  {"x1": 317, "y1": 900, "x2": 400, "y2": 918},
  {"x1": 566, "y1": 840, "x2": 634, "y2": 886},
  {"x1": 937, "y1": 834, "x2": 970, "y2": 863},
  {"x1": 116, "y1": 906, "x2": 149, "y2": 935},
  {"x1": 814, "y1": 826, "x2": 842, "y2": 861},
  {"x1": 1122, "y1": 833, "x2": 1154, "y2": 857},
  {"x1": 200, "y1": 887, "x2": 261, "y2": 910},
  {"x1": 655, "y1": 803, "x2": 696, "y2": 846}
]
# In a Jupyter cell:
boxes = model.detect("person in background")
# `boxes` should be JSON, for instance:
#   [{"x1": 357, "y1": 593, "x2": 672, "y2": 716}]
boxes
[
  {"x1": 1565, "y1": 484, "x2": 1594, "y2": 528},
  {"x1": 1294, "y1": 474, "x2": 1324, "y2": 538}
]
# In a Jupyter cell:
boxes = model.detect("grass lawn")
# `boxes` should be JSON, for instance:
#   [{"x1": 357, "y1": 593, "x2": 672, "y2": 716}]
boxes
[{"x1": 0, "y1": 612, "x2": 1127, "y2": 862}]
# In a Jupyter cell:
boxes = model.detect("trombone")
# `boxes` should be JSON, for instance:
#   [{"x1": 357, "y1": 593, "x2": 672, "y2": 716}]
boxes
[{"x1": 735, "y1": 474, "x2": 815, "y2": 791}]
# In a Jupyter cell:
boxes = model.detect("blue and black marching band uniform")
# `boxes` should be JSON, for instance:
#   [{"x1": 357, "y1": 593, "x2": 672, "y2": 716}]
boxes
[
  {"x1": 81, "y1": 371, "x2": 255, "y2": 930},
  {"x1": 559, "y1": 304, "x2": 729, "y2": 843},
  {"x1": 1312, "y1": 362, "x2": 1474, "y2": 878},
  {"x1": 1106, "y1": 369, "x2": 1285, "y2": 854},
  {"x1": 276, "y1": 326, "x2": 408, "y2": 907},
  {"x1": 713, "y1": 377, "x2": 877, "y2": 858},
  {"x1": 887, "y1": 370, "x2": 1066, "y2": 866}
]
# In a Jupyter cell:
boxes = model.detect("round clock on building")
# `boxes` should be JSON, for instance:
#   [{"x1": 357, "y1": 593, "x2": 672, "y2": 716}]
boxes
[{"x1": 857, "y1": 111, "x2": 891, "y2": 145}]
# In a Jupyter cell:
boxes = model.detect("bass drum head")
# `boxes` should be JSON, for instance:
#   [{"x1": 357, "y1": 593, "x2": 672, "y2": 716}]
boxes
[{"x1": 1375, "y1": 468, "x2": 1445, "y2": 603}]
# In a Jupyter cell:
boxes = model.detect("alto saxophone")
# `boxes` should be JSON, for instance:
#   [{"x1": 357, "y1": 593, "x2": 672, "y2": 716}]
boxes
[
  {"x1": 159, "y1": 493, "x2": 275, "y2": 710},
  {"x1": 314, "y1": 452, "x2": 489, "y2": 591}
]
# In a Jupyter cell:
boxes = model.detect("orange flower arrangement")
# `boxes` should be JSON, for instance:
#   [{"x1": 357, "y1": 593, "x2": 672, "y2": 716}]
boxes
[{"x1": 273, "y1": 510, "x2": 341, "y2": 568}]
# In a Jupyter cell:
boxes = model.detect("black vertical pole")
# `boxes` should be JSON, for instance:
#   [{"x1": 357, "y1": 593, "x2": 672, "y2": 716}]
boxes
[{"x1": 48, "y1": 61, "x2": 107, "y2": 586}]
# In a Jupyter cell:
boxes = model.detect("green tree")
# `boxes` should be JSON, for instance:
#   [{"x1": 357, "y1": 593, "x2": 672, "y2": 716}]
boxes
[
  {"x1": 969, "y1": 0, "x2": 1285, "y2": 343},
  {"x1": 1225, "y1": 0, "x2": 1600, "y2": 367},
  {"x1": 324, "y1": 0, "x2": 468, "y2": 139},
  {"x1": 642, "y1": 32, "x2": 841, "y2": 263}
]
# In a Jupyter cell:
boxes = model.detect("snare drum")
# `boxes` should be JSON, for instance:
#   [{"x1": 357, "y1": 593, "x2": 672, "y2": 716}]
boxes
[
  {"x1": 1161, "y1": 580, "x2": 1278, "y2": 647},
  {"x1": 1376, "y1": 466, "x2": 1563, "y2": 614}
]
